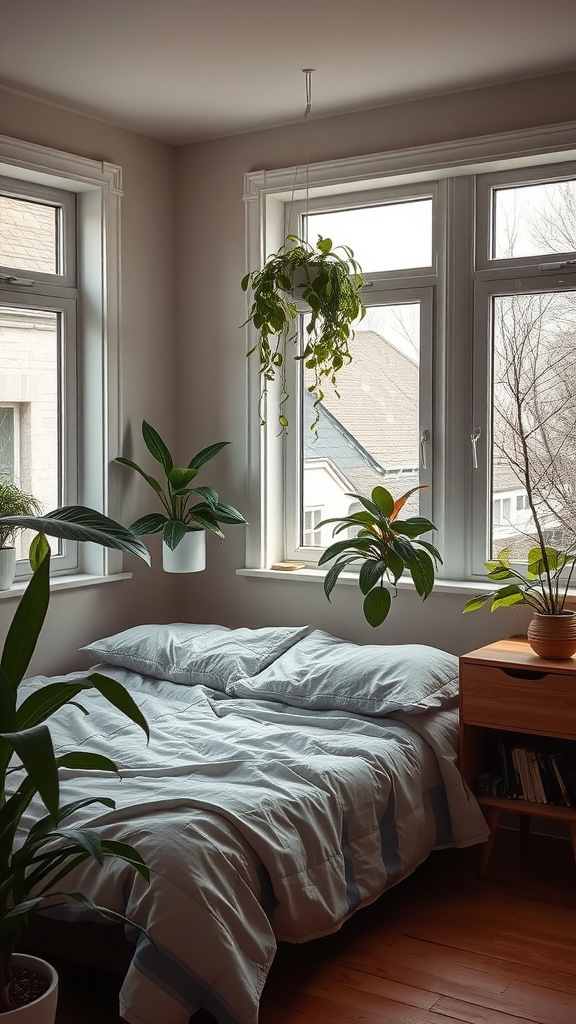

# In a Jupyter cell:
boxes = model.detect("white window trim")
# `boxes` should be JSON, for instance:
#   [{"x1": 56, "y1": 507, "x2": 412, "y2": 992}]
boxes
[
  {"x1": 0, "y1": 133, "x2": 124, "y2": 578},
  {"x1": 242, "y1": 119, "x2": 576, "y2": 582}
]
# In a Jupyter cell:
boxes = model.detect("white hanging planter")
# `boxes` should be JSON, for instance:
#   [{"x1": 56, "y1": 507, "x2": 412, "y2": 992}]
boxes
[
  {"x1": 162, "y1": 530, "x2": 206, "y2": 573},
  {"x1": 3, "y1": 954, "x2": 58, "y2": 1023},
  {"x1": 0, "y1": 546, "x2": 16, "y2": 590}
]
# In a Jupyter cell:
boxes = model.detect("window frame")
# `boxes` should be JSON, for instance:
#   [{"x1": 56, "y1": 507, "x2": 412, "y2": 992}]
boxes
[
  {"x1": 243, "y1": 122, "x2": 576, "y2": 584},
  {"x1": 0, "y1": 134, "x2": 124, "y2": 582}
]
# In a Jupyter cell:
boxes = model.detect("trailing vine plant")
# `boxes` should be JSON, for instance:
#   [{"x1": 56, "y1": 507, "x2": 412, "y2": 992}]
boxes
[{"x1": 241, "y1": 234, "x2": 365, "y2": 433}]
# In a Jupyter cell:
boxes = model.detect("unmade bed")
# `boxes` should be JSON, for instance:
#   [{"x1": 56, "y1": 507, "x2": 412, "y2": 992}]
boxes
[{"x1": 13, "y1": 623, "x2": 490, "y2": 1024}]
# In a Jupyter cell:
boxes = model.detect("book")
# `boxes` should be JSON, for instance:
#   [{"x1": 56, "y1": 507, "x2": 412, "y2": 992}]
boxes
[
  {"x1": 527, "y1": 749, "x2": 546, "y2": 803},
  {"x1": 551, "y1": 748, "x2": 576, "y2": 806},
  {"x1": 548, "y1": 754, "x2": 574, "y2": 807},
  {"x1": 513, "y1": 745, "x2": 535, "y2": 802}
]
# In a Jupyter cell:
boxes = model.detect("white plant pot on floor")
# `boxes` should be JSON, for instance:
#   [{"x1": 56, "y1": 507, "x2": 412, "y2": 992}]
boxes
[
  {"x1": 162, "y1": 530, "x2": 206, "y2": 573},
  {"x1": 3, "y1": 954, "x2": 58, "y2": 1023},
  {"x1": 0, "y1": 547, "x2": 16, "y2": 590}
]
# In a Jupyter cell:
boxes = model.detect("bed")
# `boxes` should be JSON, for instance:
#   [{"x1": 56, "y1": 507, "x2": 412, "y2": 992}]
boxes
[{"x1": 13, "y1": 623, "x2": 490, "y2": 1024}]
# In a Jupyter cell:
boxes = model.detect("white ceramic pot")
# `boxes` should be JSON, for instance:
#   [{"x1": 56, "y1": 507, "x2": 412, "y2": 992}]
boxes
[
  {"x1": 0, "y1": 546, "x2": 16, "y2": 590},
  {"x1": 162, "y1": 530, "x2": 206, "y2": 573},
  {"x1": 3, "y1": 954, "x2": 58, "y2": 1023}
]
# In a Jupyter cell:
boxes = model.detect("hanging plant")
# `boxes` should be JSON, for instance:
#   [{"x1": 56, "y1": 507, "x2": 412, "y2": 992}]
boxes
[{"x1": 241, "y1": 234, "x2": 365, "y2": 433}]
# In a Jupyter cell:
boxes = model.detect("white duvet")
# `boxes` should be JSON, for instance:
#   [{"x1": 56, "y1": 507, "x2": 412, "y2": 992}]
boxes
[{"x1": 14, "y1": 648, "x2": 489, "y2": 1024}]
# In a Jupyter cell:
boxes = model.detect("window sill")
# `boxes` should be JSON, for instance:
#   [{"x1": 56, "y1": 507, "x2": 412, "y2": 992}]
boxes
[
  {"x1": 0, "y1": 572, "x2": 133, "y2": 600},
  {"x1": 236, "y1": 567, "x2": 576, "y2": 605}
]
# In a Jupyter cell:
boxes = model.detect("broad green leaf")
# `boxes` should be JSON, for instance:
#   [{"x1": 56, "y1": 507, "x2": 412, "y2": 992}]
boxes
[
  {"x1": 168, "y1": 467, "x2": 198, "y2": 489},
  {"x1": 5, "y1": 506, "x2": 151, "y2": 565},
  {"x1": 142, "y1": 421, "x2": 173, "y2": 472},
  {"x1": 323, "y1": 557, "x2": 358, "y2": 600},
  {"x1": 318, "y1": 537, "x2": 371, "y2": 566},
  {"x1": 189, "y1": 486, "x2": 219, "y2": 507},
  {"x1": 29, "y1": 532, "x2": 50, "y2": 572},
  {"x1": 129, "y1": 513, "x2": 167, "y2": 536},
  {"x1": 385, "y1": 547, "x2": 405, "y2": 583},
  {"x1": 462, "y1": 592, "x2": 495, "y2": 613},
  {"x1": 186, "y1": 510, "x2": 225, "y2": 538},
  {"x1": 370, "y1": 486, "x2": 394, "y2": 518},
  {"x1": 1, "y1": 547, "x2": 50, "y2": 694},
  {"x1": 57, "y1": 752, "x2": 120, "y2": 773},
  {"x1": 408, "y1": 549, "x2": 435, "y2": 598},
  {"x1": 344, "y1": 492, "x2": 384, "y2": 520},
  {"x1": 163, "y1": 519, "x2": 188, "y2": 550},
  {"x1": 363, "y1": 586, "x2": 392, "y2": 627},
  {"x1": 490, "y1": 585, "x2": 526, "y2": 611},
  {"x1": 188, "y1": 441, "x2": 230, "y2": 471},
  {"x1": 359, "y1": 559, "x2": 387, "y2": 596},
  {"x1": 87, "y1": 673, "x2": 150, "y2": 741},
  {"x1": 390, "y1": 517, "x2": 436, "y2": 538},
  {"x1": 16, "y1": 680, "x2": 91, "y2": 730},
  {"x1": 1, "y1": 724, "x2": 59, "y2": 819}
]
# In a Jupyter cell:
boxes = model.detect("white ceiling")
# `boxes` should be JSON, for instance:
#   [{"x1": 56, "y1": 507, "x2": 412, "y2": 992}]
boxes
[{"x1": 2, "y1": 0, "x2": 576, "y2": 145}]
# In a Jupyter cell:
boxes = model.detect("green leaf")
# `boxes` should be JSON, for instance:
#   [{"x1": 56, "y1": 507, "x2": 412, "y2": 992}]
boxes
[
  {"x1": 188, "y1": 441, "x2": 230, "y2": 471},
  {"x1": 16, "y1": 680, "x2": 92, "y2": 730},
  {"x1": 490, "y1": 585, "x2": 526, "y2": 611},
  {"x1": 29, "y1": 532, "x2": 50, "y2": 572},
  {"x1": 363, "y1": 586, "x2": 392, "y2": 627},
  {"x1": 408, "y1": 549, "x2": 435, "y2": 598},
  {"x1": 115, "y1": 457, "x2": 166, "y2": 498},
  {"x1": 318, "y1": 537, "x2": 371, "y2": 566},
  {"x1": 1, "y1": 724, "x2": 59, "y2": 820},
  {"x1": 87, "y1": 673, "x2": 150, "y2": 741},
  {"x1": 213, "y1": 501, "x2": 248, "y2": 525},
  {"x1": 57, "y1": 751, "x2": 120, "y2": 773},
  {"x1": 189, "y1": 486, "x2": 219, "y2": 508},
  {"x1": 371, "y1": 486, "x2": 394, "y2": 518},
  {"x1": 5, "y1": 507, "x2": 151, "y2": 565},
  {"x1": 163, "y1": 520, "x2": 188, "y2": 550},
  {"x1": 129, "y1": 513, "x2": 168, "y2": 536},
  {"x1": 323, "y1": 556, "x2": 358, "y2": 600},
  {"x1": 390, "y1": 517, "x2": 436, "y2": 538},
  {"x1": 168, "y1": 467, "x2": 198, "y2": 489},
  {"x1": 1, "y1": 546, "x2": 50, "y2": 694},
  {"x1": 186, "y1": 510, "x2": 225, "y2": 538},
  {"x1": 384, "y1": 547, "x2": 405, "y2": 582},
  {"x1": 462, "y1": 592, "x2": 496, "y2": 612},
  {"x1": 359, "y1": 559, "x2": 387, "y2": 596},
  {"x1": 142, "y1": 421, "x2": 173, "y2": 472}
]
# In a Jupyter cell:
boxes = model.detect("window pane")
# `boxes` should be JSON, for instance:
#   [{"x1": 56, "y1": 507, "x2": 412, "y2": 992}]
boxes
[
  {"x1": 0, "y1": 406, "x2": 15, "y2": 477},
  {"x1": 492, "y1": 179, "x2": 576, "y2": 259},
  {"x1": 492, "y1": 290, "x2": 576, "y2": 560},
  {"x1": 301, "y1": 303, "x2": 421, "y2": 547},
  {"x1": 0, "y1": 306, "x2": 62, "y2": 559},
  {"x1": 0, "y1": 194, "x2": 58, "y2": 273},
  {"x1": 305, "y1": 200, "x2": 433, "y2": 273}
]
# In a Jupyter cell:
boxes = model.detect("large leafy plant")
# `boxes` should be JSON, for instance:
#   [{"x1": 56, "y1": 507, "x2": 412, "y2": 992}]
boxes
[
  {"x1": 241, "y1": 234, "x2": 365, "y2": 433},
  {"x1": 318, "y1": 485, "x2": 442, "y2": 627},
  {"x1": 115, "y1": 421, "x2": 247, "y2": 551},
  {"x1": 463, "y1": 546, "x2": 576, "y2": 615},
  {"x1": 0, "y1": 508, "x2": 151, "y2": 1012}
]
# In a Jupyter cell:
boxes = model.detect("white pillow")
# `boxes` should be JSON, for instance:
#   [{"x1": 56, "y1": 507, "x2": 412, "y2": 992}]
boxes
[
  {"x1": 228, "y1": 630, "x2": 459, "y2": 715},
  {"x1": 81, "y1": 622, "x2": 312, "y2": 689}
]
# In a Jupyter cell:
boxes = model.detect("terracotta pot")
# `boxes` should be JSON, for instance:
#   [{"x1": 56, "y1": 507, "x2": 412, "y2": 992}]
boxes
[
  {"x1": 527, "y1": 610, "x2": 576, "y2": 660},
  {"x1": 162, "y1": 529, "x2": 206, "y2": 573},
  {"x1": 2, "y1": 954, "x2": 58, "y2": 1022},
  {"x1": 0, "y1": 547, "x2": 16, "y2": 591}
]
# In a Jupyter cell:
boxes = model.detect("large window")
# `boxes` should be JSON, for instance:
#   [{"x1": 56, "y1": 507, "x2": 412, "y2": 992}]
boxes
[
  {"x1": 244, "y1": 128, "x2": 576, "y2": 584},
  {"x1": 0, "y1": 136, "x2": 123, "y2": 583}
]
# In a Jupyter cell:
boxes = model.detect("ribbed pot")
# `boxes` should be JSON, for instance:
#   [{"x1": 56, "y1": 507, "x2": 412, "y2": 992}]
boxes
[
  {"x1": 527, "y1": 610, "x2": 576, "y2": 660},
  {"x1": 2, "y1": 954, "x2": 58, "y2": 1022},
  {"x1": 162, "y1": 530, "x2": 206, "y2": 573}
]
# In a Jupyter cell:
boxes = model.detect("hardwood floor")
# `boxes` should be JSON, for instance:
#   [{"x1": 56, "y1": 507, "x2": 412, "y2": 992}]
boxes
[{"x1": 51, "y1": 827, "x2": 575, "y2": 1023}]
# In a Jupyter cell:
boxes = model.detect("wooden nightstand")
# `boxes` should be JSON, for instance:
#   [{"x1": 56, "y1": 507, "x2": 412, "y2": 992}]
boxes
[{"x1": 459, "y1": 635, "x2": 576, "y2": 877}]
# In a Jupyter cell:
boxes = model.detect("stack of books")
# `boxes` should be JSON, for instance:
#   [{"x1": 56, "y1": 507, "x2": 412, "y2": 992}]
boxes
[{"x1": 476, "y1": 735, "x2": 576, "y2": 806}]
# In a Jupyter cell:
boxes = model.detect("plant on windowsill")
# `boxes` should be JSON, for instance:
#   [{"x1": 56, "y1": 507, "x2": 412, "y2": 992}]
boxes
[
  {"x1": 241, "y1": 234, "x2": 365, "y2": 433},
  {"x1": 317, "y1": 485, "x2": 442, "y2": 627},
  {"x1": 115, "y1": 421, "x2": 247, "y2": 573},
  {"x1": 0, "y1": 507, "x2": 152, "y2": 1019},
  {"x1": 0, "y1": 480, "x2": 43, "y2": 592}
]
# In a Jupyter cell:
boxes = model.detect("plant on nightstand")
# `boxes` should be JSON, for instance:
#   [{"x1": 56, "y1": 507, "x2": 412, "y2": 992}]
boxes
[{"x1": 0, "y1": 506, "x2": 151, "y2": 1019}]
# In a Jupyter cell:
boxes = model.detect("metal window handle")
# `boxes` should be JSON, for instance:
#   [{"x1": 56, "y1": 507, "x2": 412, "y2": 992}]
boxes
[
  {"x1": 420, "y1": 429, "x2": 430, "y2": 470},
  {"x1": 471, "y1": 426, "x2": 481, "y2": 469}
]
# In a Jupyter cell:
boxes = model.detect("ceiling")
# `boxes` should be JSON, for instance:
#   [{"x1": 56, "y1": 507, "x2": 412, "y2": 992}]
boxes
[{"x1": 2, "y1": 0, "x2": 576, "y2": 145}]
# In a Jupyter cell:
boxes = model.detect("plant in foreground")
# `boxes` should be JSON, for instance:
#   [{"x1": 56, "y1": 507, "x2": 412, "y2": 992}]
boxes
[
  {"x1": 0, "y1": 508, "x2": 151, "y2": 1012},
  {"x1": 318, "y1": 485, "x2": 442, "y2": 627}
]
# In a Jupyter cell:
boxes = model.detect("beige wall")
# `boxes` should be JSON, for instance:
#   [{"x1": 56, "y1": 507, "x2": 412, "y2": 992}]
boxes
[
  {"x1": 0, "y1": 88, "x2": 179, "y2": 674},
  {"x1": 1, "y1": 70, "x2": 575, "y2": 670},
  {"x1": 174, "y1": 70, "x2": 576, "y2": 655}
]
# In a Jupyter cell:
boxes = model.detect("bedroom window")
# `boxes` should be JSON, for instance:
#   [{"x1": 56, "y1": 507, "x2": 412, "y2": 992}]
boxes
[
  {"x1": 0, "y1": 136, "x2": 123, "y2": 583},
  {"x1": 243, "y1": 128, "x2": 576, "y2": 585}
]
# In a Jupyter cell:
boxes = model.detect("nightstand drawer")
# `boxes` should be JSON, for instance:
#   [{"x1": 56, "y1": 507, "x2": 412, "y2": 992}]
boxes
[{"x1": 460, "y1": 664, "x2": 576, "y2": 739}]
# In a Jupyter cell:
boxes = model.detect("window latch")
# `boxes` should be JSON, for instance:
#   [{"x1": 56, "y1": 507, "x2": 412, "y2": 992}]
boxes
[
  {"x1": 0, "y1": 273, "x2": 34, "y2": 286},
  {"x1": 471, "y1": 426, "x2": 481, "y2": 469},
  {"x1": 420, "y1": 428, "x2": 430, "y2": 469},
  {"x1": 538, "y1": 259, "x2": 576, "y2": 271}
]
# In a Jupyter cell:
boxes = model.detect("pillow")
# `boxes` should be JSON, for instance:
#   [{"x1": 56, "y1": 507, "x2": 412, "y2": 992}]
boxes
[
  {"x1": 80, "y1": 622, "x2": 312, "y2": 689},
  {"x1": 227, "y1": 629, "x2": 459, "y2": 715}
]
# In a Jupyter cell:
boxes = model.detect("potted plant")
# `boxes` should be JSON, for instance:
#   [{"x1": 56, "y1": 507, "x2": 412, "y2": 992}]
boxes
[
  {"x1": 463, "y1": 547, "x2": 576, "y2": 659},
  {"x1": 0, "y1": 480, "x2": 42, "y2": 591},
  {"x1": 317, "y1": 484, "x2": 442, "y2": 627},
  {"x1": 241, "y1": 234, "x2": 365, "y2": 433},
  {"x1": 115, "y1": 421, "x2": 247, "y2": 573},
  {"x1": 0, "y1": 507, "x2": 151, "y2": 1019}
]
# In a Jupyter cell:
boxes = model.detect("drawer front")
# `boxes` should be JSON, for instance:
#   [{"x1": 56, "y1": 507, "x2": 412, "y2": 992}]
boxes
[{"x1": 460, "y1": 664, "x2": 576, "y2": 738}]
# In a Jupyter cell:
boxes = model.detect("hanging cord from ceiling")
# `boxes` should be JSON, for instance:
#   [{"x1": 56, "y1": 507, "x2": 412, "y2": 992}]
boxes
[{"x1": 287, "y1": 68, "x2": 315, "y2": 234}]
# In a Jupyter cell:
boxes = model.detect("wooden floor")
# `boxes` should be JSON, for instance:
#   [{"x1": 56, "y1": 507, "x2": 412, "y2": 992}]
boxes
[{"x1": 51, "y1": 827, "x2": 576, "y2": 1024}]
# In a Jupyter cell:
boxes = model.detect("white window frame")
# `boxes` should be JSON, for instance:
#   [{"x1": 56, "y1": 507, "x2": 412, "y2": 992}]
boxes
[
  {"x1": 0, "y1": 134, "x2": 123, "y2": 581},
  {"x1": 243, "y1": 121, "x2": 576, "y2": 584}
]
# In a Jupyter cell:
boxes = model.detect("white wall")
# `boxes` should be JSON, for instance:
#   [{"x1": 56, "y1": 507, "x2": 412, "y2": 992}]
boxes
[
  {"x1": 0, "y1": 88, "x2": 179, "y2": 674},
  {"x1": 174, "y1": 69, "x2": 576, "y2": 655}
]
